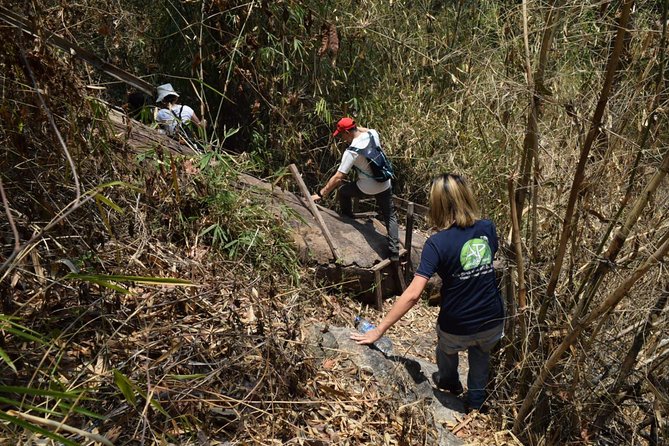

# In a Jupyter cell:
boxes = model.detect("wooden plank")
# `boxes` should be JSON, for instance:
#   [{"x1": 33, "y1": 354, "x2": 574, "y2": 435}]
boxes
[
  {"x1": 393, "y1": 196, "x2": 429, "y2": 216},
  {"x1": 356, "y1": 195, "x2": 428, "y2": 216},
  {"x1": 371, "y1": 258, "x2": 392, "y2": 272},
  {"x1": 371, "y1": 248, "x2": 408, "y2": 272},
  {"x1": 288, "y1": 164, "x2": 340, "y2": 261},
  {"x1": 394, "y1": 261, "x2": 407, "y2": 292},
  {"x1": 352, "y1": 211, "x2": 377, "y2": 218},
  {"x1": 372, "y1": 248, "x2": 408, "y2": 309}
]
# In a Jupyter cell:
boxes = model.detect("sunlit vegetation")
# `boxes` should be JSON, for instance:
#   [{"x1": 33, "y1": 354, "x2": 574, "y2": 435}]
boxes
[{"x1": 1, "y1": 0, "x2": 668, "y2": 444}]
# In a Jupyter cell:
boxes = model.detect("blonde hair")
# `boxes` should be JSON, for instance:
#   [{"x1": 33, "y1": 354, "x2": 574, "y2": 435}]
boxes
[{"x1": 428, "y1": 173, "x2": 480, "y2": 230}]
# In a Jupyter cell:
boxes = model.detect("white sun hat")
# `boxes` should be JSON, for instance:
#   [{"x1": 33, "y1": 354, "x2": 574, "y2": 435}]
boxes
[{"x1": 156, "y1": 83, "x2": 179, "y2": 103}]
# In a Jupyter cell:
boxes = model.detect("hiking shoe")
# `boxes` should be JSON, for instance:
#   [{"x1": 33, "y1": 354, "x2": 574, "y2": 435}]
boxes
[
  {"x1": 463, "y1": 401, "x2": 489, "y2": 414},
  {"x1": 431, "y1": 372, "x2": 463, "y2": 396},
  {"x1": 461, "y1": 394, "x2": 489, "y2": 414}
]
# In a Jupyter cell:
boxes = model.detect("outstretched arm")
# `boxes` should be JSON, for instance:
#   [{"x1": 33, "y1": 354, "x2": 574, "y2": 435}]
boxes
[
  {"x1": 350, "y1": 275, "x2": 429, "y2": 344},
  {"x1": 190, "y1": 113, "x2": 206, "y2": 130},
  {"x1": 312, "y1": 171, "x2": 346, "y2": 202}
]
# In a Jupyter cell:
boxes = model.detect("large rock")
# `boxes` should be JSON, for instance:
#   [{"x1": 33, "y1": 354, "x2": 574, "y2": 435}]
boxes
[
  {"x1": 305, "y1": 325, "x2": 466, "y2": 446},
  {"x1": 239, "y1": 174, "x2": 441, "y2": 306}
]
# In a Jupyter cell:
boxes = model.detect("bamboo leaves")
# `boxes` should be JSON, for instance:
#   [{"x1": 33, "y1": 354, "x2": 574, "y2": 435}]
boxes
[
  {"x1": 0, "y1": 316, "x2": 45, "y2": 373},
  {"x1": 113, "y1": 370, "x2": 169, "y2": 417},
  {"x1": 0, "y1": 411, "x2": 80, "y2": 446},
  {"x1": 113, "y1": 370, "x2": 137, "y2": 407},
  {"x1": 0, "y1": 347, "x2": 16, "y2": 373}
]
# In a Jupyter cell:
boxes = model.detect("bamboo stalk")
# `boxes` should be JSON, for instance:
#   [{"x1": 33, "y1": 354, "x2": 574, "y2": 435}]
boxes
[
  {"x1": 7, "y1": 410, "x2": 114, "y2": 446},
  {"x1": 543, "y1": 0, "x2": 634, "y2": 311},
  {"x1": 513, "y1": 231, "x2": 669, "y2": 433},
  {"x1": 198, "y1": 0, "x2": 206, "y2": 135},
  {"x1": 508, "y1": 176, "x2": 530, "y2": 395},
  {"x1": 591, "y1": 281, "x2": 669, "y2": 432},
  {"x1": 503, "y1": 265, "x2": 517, "y2": 372},
  {"x1": 569, "y1": 1, "x2": 669, "y2": 318},
  {"x1": 508, "y1": 177, "x2": 527, "y2": 312},
  {"x1": 448, "y1": 0, "x2": 465, "y2": 48},
  {"x1": 513, "y1": 0, "x2": 536, "y2": 226},
  {"x1": 514, "y1": 0, "x2": 564, "y2": 227},
  {"x1": 573, "y1": 149, "x2": 669, "y2": 319},
  {"x1": 535, "y1": 0, "x2": 567, "y2": 91}
]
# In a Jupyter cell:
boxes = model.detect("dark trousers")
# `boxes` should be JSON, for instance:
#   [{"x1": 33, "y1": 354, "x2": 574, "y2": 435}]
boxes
[
  {"x1": 435, "y1": 323, "x2": 504, "y2": 409},
  {"x1": 338, "y1": 182, "x2": 400, "y2": 260}
]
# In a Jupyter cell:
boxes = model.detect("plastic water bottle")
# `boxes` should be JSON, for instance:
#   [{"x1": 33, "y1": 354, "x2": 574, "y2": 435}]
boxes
[{"x1": 354, "y1": 316, "x2": 393, "y2": 355}]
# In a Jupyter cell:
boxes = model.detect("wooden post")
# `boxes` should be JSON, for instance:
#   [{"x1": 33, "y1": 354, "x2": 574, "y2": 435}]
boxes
[
  {"x1": 404, "y1": 202, "x2": 414, "y2": 276},
  {"x1": 394, "y1": 261, "x2": 407, "y2": 293},
  {"x1": 374, "y1": 269, "x2": 383, "y2": 310},
  {"x1": 371, "y1": 248, "x2": 408, "y2": 309},
  {"x1": 288, "y1": 164, "x2": 340, "y2": 261}
]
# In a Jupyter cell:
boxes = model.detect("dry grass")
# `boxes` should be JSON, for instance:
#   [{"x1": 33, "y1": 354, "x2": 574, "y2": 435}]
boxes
[{"x1": 2, "y1": 0, "x2": 669, "y2": 444}]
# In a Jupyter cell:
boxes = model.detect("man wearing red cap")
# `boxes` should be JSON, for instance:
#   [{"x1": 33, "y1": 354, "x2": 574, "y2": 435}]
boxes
[{"x1": 312, "y1": 117, "x2": 399, "y2": 261}]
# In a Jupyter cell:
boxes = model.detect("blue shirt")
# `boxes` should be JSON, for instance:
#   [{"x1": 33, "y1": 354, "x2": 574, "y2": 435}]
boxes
[{"x1": 416, "y1": 219, "x2": 504, "y2": 335}]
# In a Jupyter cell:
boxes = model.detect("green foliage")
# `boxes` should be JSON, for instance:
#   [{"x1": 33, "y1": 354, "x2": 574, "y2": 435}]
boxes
[
  {"x1": 0, "y1": 316, "x2": 46, "y2": 374},
  {"x1": 113, "y1": 369, "x2": 169, "y2": 416},
  {"x1": 0, "y1": 317, "x2": 106, "y2": 445},
  {"x1": 144, "y1": 0, "x2": 513, "y2": 216},
  {"x1": 190, "y1": 151, "x2": 299, "y2": 278}
]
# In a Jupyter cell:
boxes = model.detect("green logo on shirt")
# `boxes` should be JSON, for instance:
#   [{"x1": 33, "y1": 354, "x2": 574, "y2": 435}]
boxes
[{"x1": 460, "y1": 237, "x2": 492, "y2": 271}]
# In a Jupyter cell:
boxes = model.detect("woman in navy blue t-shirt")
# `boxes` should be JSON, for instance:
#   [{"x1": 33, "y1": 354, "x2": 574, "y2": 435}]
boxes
[{"x1": 351, "y1": 173, "x2": 504, "y2": 411}]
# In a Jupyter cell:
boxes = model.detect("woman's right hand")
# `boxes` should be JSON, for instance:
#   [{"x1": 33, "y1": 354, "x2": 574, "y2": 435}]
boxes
[{"x1": 350, "y1": 328, "x2": 382, "y2": 345}]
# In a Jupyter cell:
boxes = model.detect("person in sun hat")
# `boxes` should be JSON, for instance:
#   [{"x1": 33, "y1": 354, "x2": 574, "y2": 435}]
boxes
[
  {"x1": 351, "y1": 173, "x2": 505, "y2": 413},
  {"x1": 312, "y1": 117, "x2": 400, "y2": 262},
  {"x1": 155, "y1": 83, "x2": 206, "y2": 138}
]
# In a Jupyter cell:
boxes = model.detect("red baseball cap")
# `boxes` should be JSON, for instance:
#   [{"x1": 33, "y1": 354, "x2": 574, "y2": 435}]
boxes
[{"x1": 333, "y1": 117, "x2": 356, "y2": 136}]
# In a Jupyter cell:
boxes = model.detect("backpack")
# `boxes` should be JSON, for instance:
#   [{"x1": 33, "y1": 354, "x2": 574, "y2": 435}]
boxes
[
  {"x1": 351, "y1": 131, "x2": 394, "y2": 182},
  {"x1": 169, "y1": 106, "x2": 205, "y2": 153}
]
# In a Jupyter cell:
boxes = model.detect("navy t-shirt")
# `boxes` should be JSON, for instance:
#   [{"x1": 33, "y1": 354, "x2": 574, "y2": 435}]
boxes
[{"x1": 416, "y1": 219, "x2": 504, "y2": 335}]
